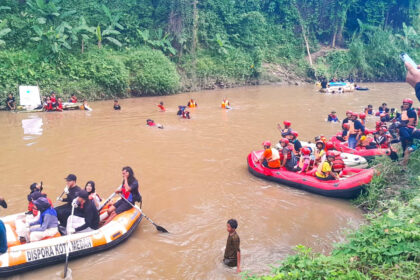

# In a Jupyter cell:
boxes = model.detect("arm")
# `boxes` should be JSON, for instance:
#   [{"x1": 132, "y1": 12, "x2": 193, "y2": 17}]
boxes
[
  {"x1": 281, "y1": 150, "x2": 287, "y2": 167},
  {"x1": 236, "y1": 251, "x2": 241, "y2": 273},
  {"x1": 29, "y1": 218, "x2": 41, "y2": 227},
  {"x1": 30, "y1": 214, "x2": 53, "y2": 232}
]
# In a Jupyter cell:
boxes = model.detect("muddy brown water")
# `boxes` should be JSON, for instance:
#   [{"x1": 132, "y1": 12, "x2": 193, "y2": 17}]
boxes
[{"x1": 0, "y1": 83, "x2": 414, "y2": 279}]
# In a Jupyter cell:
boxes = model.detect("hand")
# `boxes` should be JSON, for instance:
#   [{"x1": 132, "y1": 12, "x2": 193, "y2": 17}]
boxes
[
  {"x1": 405, "y1": 62, "x2": 420, "y2": 88},
  {"x1": 68, "y1": 227, "x2": 76, "y2": 234},
  {"x1": 57, "y1": 197, "x2": 63, "y2": 201},
  {"x1": 64, "y1": 186, "x2": 69, "y2": 194}
]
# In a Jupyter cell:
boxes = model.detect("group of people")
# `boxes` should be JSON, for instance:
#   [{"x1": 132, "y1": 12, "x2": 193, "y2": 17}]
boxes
[
  {"x1": 42, "y1": 92, "x2": 91, "y2": 112},
  {"x1": 5, "y1": 166, "x2": 141, "y2": 244}
]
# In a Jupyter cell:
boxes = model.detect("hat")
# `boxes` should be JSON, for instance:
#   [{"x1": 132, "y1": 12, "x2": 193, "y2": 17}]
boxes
[
  {"x1": 77, "y1": 190, "x2": 89, "y2": 200},
  {"x1": 65, "y1": 174, "x2": 77, "y2": 182},
  {"x1": 0, "y1": 198, "x2": 7, "y2": 209},
  {"x1": 34, "y1": 197, "x2": 50, "y2": 212},
  {"x1": 30, "y1": 191, "x2": 45, "y2": 201}
]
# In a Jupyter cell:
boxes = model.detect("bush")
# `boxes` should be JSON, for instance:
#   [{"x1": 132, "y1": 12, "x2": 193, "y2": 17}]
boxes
[{"x1": 124, "y1": 48, "x2": 180, "y2": 96}]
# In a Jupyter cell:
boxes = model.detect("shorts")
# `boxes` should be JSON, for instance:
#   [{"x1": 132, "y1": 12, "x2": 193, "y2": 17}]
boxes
[
  {"x1": 223, "y1": 258, "x2": 237, "y2": 267},
  {"x1": 114, "y1": 199, "x2": 133, "y2": 214}
]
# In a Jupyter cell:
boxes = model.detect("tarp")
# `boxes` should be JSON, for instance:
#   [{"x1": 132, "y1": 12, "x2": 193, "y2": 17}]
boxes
[{"x1": 19, "y1": 86, "x2": 41, "y2": 108}]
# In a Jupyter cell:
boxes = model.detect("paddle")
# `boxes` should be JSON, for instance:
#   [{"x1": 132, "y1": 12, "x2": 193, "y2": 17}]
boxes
[
  {"x1": 119, "y1": 195, "x2": 168, "y2": 233},
  {"x1": 98, "y1": 185, "x2": 122, "y2": 212},
  {"x1": 64, "y1": 203, "x2": 76, "y2": 278}
]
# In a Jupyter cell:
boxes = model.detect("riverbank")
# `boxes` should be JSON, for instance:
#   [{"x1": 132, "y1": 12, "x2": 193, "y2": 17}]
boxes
[{"x1": 244, "y1": 152, "x2": 420, "y2": 280}]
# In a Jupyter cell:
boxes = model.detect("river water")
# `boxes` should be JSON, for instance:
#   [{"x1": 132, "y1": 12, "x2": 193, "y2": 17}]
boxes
[{"x1": 0, "y1": 83, "x2": 414, "y2": 279}]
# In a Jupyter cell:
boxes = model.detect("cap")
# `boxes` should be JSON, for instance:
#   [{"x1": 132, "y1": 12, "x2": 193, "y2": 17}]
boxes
[
  {"x1": 77, "y1": 190, "x2": 89, "y2": 200},
  {"x1": 65, "y1": 174, "x2": 77, "y2": 182}
]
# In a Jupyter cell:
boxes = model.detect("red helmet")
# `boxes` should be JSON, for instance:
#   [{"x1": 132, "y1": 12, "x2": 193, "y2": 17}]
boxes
[
  {"x1": 280, "y1": 138, "x2": 289, "y2": 145},
  {"x1": 301, "y1": 147, "x2": 311, "y2": 155},
  {"x1": 325, "y1": 141, "x2": 334, "y2": 150},
  {"x1": 326, "y1": 151, "x2": 336, "y2": 158},
  {"x1": 351, "y1": 112, "x2": 358, "y2": 117},
  {"x1": 291, "y1": 131, "x2": 298, "y2": 138},
  {"x1": 403, "y1": 98, "x2": 413, "y2": 105},
  {"x1": 262, "y1": 141, "x2": 271, "y2": 147},
  {"x1": 283, "y1": 120, "x2": 291, "y2": 127},
  {"x1": 343, "y1": 123, "x2": 350, "y2": 129},
  {"x1": 376, "y1": 121, "x2": 381, "y2": 126},
  {"x1": 346, "y1": 110, "x2": 353, "y2": 115},
  {"x1": 359, "y1": 113, "x2": 366, "y2": 119}
]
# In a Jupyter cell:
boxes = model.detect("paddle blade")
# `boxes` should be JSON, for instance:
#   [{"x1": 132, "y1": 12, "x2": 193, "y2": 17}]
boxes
[{"x1": 155, "y1": 225, "x2": 169, "y2": 233}]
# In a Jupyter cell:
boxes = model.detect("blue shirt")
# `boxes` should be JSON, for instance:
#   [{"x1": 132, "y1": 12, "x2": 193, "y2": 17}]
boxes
[{"x1": 0, "y1": 220, "x2": 7, "y2": 253}]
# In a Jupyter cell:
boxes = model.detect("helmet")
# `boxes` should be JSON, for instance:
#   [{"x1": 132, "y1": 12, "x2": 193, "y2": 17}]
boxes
[
  {"x1": 280, "y1": 138, "x2": 289, "y2": 145},
  {"x1": 360, "y1": 135, "x2": 366, "y2": 141},
  {"x1": 301, "y1": 147, "x2": 311, "y2": 155},
  {"x1": 316, "y1": 141, "x2": 325, "y2": 149},
  {"x1": 325, "y1": 141, "x2": 334, "y2": 150},
  {"x1": 403, "y1": 98, "x2": 413, "y2": 105},
  {"x1": 262, "y1": 141, "x2": 271, "y2": 147},
  {"x1": 343, "y1": 123, "x2": 350, "y2": 129},
  {"x1": 376, "y1": 121, "x2": 381, "y2": 127},
  {"x1": 326, "y1": 151, "x2": 336, "y2": 158},
  {"x1": 346, "y1": 110, "x2": 353, "y2": 115},
  {"x1": 351, "y1": 112, "x2": 358, "y2": 117},
  {"x1": 283, "y1": 120, "x2": 291, "y2": 127},
  {"x1": 291, "y1": 131, "x2": 298, "y2": 138},
  {"x1": 359, "y1": 113, "x2": 366, "y2": 119}
]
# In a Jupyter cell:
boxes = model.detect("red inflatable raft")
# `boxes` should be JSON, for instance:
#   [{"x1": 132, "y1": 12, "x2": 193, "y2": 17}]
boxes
[
  {"x1": 330, "y1": 136, "x2": 391, "y2": 159},
  {"x1": 247, "y1": 151, "x2": 374, "y2": 198}
]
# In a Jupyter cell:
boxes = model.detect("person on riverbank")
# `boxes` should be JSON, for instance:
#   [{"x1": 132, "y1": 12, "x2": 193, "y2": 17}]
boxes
[
  {"x1": 66, "y1": 190, "x2": 99, "y2": 234},
  {"x1": 157, "y1": 101, "x2": 165, "y2": 112},
  {"x1": 0, "y1": 197, "x2": 7, "y2": 253},
  {"x1": 277, "y1": 120, "x2": 292, "y2": 137},
  {"x1": 404, "y1": 62, "x2": 420, "y2": 101},
  {"x1": 399, "y1": 98, "x2": 417, "y2": 152},
  {"x1": 327, "y1": 111, "x2": 339, "y2": 122},
  {"x1": 259, "y1": 141, "x2": 280, "y2": 169},
  {"x1": 113, "y1": 100, "x2": 121, "y2": 110},
  {"x1": 103, "y1": 166, "x2": 141, "y2": 225},
  {"x1": 5, "y1": 93, "x2": 16, "y2": 110},
  {"x1": 315, "y1": 152, "x2": 339, "y2": 181},
  {"x1": 55, "y1": 174, "x2": 81, "y2": 227},
  {"x1": 223, "y1": 219, "x2": 241, "y2": 273}
]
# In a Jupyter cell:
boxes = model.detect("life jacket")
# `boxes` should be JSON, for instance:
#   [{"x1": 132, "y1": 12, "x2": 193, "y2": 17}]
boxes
[
  {"x1": 270, "y1": 148, "x2": 280, "y2": 161},
  {"x1": 328, "y1": 114, "x2": 338, "y2": 121},
  {"x1": 374, "y1": 134, "x2": 388, "y2": 148},
  {"x1": 51, "y1": 96, "x2": 56, "y2": 103},
  {"x1": 57, "y1": 102, "x2": 63, "y2": 110},
  {"x1": 71, "y1": 97, "x2": 77, "y2": 103},
  {"x1": 221, "y1": 100, "x2": 229, "y2": 108},
  {"x1": 316, "y1": 160, "x2": 331, "y2": 178},
  {"x1": 158, "y1": 104, "x2": 165, "y2": 111},
  {"x1": 365, "y1": 108, "x2": 373, "y2": 115},
  {"x1": 332, "y1": 158, "x2": 345, "y2": 173},
  {"x1": 39, "y1": 207, "x2": 57, "y2": 224},
  {"x1": 401, "y1": 109, "x2": 417, "y2": 127},
  {"x1": 188, "y1": 101, "x2": 196, "y2": 108},
  {"x1": 45, "y1": 101, "x2": 53, "y2": 111},
  {"x1": 348, "y1": 120, "x2": 360, "y2": 135}
]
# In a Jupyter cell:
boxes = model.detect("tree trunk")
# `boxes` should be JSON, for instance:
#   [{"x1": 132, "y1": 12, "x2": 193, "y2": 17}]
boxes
[
  {"x1": 98, "y1": 40, "x2": 102, "y2": 49},
  {"x1": 192, "y1": 0, "x2": 198, "y2": 55},
  {"x1": 294, "y1": 3, "x2": 312, "y2": 66},
  {"x1": 331, "y1": 24, "x2": 337, "y2": 48},
  {"x1": 81, "y1": 39, "x2": 84, "y2": 53}
]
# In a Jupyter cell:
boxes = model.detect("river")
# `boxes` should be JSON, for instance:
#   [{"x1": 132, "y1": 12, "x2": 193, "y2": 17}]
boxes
[{"x1": 0, "y1": 83, "x2": 414, "y2": 279}]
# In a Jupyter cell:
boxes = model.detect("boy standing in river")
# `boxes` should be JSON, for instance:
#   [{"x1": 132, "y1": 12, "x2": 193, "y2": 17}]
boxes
[{"x1": 223, "y1": 219, "x2": 241, "y2": 273}]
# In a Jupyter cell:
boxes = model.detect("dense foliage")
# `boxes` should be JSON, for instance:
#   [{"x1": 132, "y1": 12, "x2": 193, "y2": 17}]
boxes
[
  {"x1": 0, "y1": 0, "x2": 419, "y2": 101},
  {"x1": 244, "y1": 152, "x2": 420, "y2": 280}
]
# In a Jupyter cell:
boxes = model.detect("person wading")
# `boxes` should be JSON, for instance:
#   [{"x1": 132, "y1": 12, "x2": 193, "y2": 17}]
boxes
[{"x1": 223, "y1": 219, "x2": 241, "y2": 273}]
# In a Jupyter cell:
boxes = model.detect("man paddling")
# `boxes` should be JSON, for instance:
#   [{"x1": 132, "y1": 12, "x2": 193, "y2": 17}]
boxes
[
  {"x1": 55, "y1": 174, "x2": 81, "y2": 227},
  {"x1": 223, "y1": 219, "x2": 241, "y2": 273}
]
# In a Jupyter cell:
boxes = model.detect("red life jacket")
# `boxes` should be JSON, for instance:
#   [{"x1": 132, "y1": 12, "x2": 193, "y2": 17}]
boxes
[{"x1": 332, "y1": 158, "x2": 345, "y2": 173}]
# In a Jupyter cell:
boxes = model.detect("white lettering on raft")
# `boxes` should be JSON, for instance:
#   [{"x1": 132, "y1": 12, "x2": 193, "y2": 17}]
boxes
[{"x1": 26, "y1": 238, "x2": 93, "y2": 262}]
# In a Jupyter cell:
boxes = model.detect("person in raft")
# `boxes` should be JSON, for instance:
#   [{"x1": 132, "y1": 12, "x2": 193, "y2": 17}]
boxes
[
  {"x1": 187, "y1": 99, "x2": 197, "y2": 108},
  {"x1": 103, "y1": 166, "x2": 142, "y2": 225},
  {"x1": 327, "y1": 111, "x2": 339, "y2": 122},
  {"x1": 157, "y1": 101, "x2": 165, "y2": 112},
  {"x1": 55, "y1": 174, "x2": 82, "y2": 227},
  {"x1": 113, "y1": 99, "x2": 121, "y2": 110},
  {"x1": 223, "y1": 219, "x2": 241, "y2": 273},
  {"x1": 259, "y1": 141, "x2": 280, "y2": 169},
  {"x1": 26, "y1": 197, "x2": 58, "y2": 242},
  {"x1": 297, "y1": 147, "x2": 311, "y2": 174},
  {"x1": 277, "y1": 120, "x2": 292, "y2": 137},
  {"x1": 359, "y1": 113, "x2": 366, "y2": 126},
  {"x1": 5, "y1": 93, "x2": 16, "y2": 110},
  {"x1": 69, "y1": 94, "x2": 78, "y2": 103},
  {"x1": 85, "y1": 181, "x2": 102, "y2": 210},
  {"x1": 315, "y1": 152, "x2": 340, "y2": 181},
  {"x1": 279, "y1": 138, "x2": 299, "y2": 171},
  {"x1": 66, "y1": 190, "x2": 99, "y2": 234},
  {"x1": 348, "y1": 112, "x2": 365, "y2": 149},
  {"x1": 0, "y1": 197, "x2": 8, "y2": 253}
]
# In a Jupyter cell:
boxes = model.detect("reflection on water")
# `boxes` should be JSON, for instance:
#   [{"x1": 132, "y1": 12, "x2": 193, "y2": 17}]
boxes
[{"x1": 0, "y1": 83, "x2": 413, "y2": 279}]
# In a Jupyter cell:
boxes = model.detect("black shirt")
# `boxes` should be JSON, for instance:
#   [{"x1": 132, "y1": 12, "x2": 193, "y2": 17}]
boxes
[
  {"x1": 62, "y1": 186, "x2": 82, "y2": 205},
  {"x1": 114, "y1": 105, "x2": 121, "y2": 110},
  {"x1": 75, "y1": 199, "x2": 99, "y2": 231},
  {"x1": 321, "y1": 80, "x2": 327, "y2": 88}
]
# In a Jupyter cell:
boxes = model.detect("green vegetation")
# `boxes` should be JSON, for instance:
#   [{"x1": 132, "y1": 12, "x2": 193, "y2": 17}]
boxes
[
  {"x1": 0, "y1": 0, "x2": 419, "y2": 102},
  {"x1": 244, "y1": 153, "x2": 420, "y2": 280}
]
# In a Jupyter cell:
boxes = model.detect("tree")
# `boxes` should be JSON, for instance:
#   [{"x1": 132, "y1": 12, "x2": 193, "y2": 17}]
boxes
[
  {"x1": 95, "y1": 25, "x2": 122, "y2": 49},
  {"x1": 137, "y1": 28, "x2": 176, "y2": 55},
  {"x1": 72, "y1": 16, "x2": 95, "y2": 53}
]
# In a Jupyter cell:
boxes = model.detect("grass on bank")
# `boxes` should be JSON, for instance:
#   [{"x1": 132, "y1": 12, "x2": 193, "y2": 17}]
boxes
[{"x1": 244, "y1": 152, "x2": 420, "y2": 280}]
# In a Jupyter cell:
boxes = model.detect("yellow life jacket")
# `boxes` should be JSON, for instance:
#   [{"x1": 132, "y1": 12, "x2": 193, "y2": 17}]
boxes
[{"x1": 316, "y1": 161, "x2": 330, "y2": 178}]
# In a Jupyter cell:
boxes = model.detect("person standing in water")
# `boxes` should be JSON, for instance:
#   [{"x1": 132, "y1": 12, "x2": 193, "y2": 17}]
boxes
[{"x1": 223, "y1": 219, "x2": 241, "y2": 273}]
